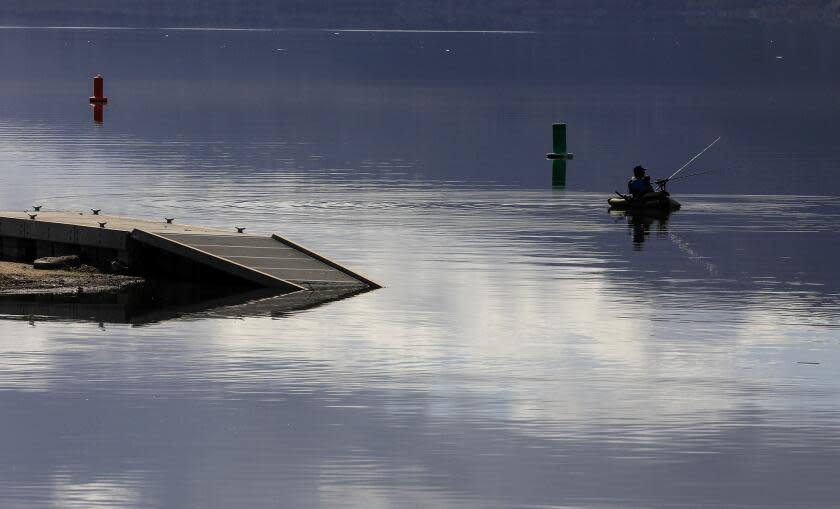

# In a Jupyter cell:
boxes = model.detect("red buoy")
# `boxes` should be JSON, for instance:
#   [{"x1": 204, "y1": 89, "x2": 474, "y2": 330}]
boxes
[{"x1": 89, "y1": 74, "x2": 108, "y2": 103}]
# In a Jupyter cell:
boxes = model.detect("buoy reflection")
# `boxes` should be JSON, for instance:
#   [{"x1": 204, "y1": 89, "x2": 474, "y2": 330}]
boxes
[{"x1": 92, "y1": 103, "x2": 104, "y2": 124}]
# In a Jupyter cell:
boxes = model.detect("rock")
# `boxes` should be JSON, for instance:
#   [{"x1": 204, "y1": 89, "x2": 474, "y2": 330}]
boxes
[
  {"x1": 109, "y1": 260, "x2": 130, "y2": 274},
  {"x1": 1, "y1": 260, "x2": 145, "y2": 295},
  {"x1": 33, "y1": 255, "x2": 82, "y2": 270}
]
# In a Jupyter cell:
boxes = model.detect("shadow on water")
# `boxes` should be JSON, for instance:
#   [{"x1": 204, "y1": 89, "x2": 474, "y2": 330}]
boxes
[{"x1": 0, "y1": 281, "x2": 367, "y2": 325}]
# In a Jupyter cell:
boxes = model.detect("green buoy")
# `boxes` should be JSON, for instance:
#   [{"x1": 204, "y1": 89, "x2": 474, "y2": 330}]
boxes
[
  {"x1": 546, "y1": 123, "x2": 574, "y2": 161},
  {"x1": 546, "y1": 123, "x2": 573, "y2": 187}
]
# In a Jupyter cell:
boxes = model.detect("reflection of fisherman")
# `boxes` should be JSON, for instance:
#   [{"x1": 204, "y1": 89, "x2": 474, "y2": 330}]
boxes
[
  {"x1": 627, "y1": 210, "x2": 669, "y2": 247},
  {"x1": 631, "y1": 214, "x2": 649, "y2": 246},
  {"x1": 628, "y1": 165, "x2": 667, "y2": 200}
]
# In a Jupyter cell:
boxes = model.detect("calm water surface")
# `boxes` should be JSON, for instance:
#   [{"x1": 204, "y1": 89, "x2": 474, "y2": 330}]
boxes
[{"x1": 1, "y1": 27, "x2": 840, "y2": 508}]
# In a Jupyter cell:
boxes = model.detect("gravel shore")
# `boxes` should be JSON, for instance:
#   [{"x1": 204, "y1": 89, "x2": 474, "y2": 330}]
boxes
[{"x1": 0, "y1": 261, "x2": 144, "y2": 295}]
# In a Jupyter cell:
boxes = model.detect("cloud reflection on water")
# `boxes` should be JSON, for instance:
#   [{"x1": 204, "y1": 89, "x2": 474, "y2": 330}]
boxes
[{"x1": 1, "y1": 191, "x2": 839, "y2": 508}]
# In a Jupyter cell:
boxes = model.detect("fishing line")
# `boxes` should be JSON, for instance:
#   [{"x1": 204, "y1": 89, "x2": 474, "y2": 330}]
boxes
[{"x1": 668, "y1": 168, "x2": 717, "y2": 182}]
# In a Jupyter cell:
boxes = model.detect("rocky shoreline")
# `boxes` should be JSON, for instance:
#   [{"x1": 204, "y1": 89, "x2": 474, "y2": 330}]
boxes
[{"x1": 0, "y1": 261, "x2": 145, "y2": 295}]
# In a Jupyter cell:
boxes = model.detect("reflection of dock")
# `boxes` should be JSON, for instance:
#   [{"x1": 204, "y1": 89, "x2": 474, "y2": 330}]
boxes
[
  {"x1": 0, "y1": 211, "x2": 380, "y2": 292},
  {"x1": 0, "y1": 284, "x2": 367, "y2": 325}
]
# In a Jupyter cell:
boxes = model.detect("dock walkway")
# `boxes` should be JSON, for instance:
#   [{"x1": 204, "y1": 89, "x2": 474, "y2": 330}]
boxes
[{"x1": 0, "y1": 211, "x2": 379, "y2": 292}]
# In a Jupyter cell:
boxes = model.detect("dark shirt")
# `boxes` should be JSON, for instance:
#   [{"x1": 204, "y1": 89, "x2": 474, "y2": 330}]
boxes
[{"x1": 628, "y1": 177, "x2": 654, "y2": 198}]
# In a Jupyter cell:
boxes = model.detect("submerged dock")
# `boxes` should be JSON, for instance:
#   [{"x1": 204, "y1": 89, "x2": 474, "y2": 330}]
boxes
[{"x1": 0, "y1": 211, "x2": 379, "y2": 292}]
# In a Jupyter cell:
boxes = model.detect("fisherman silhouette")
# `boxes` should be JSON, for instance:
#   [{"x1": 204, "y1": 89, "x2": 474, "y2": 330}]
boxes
[{"x1": 628, "y1": 165, "x2": 667, "y2": 200}]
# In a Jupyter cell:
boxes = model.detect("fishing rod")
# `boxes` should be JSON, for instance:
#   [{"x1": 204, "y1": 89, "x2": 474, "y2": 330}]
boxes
[{"x1": 659, "y1": 137, "x2": 721, "y2": 186}]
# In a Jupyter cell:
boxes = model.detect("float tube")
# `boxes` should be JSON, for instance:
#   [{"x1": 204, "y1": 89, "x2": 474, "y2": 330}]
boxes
[{"x1": 607, "y1": 193, "x2": 681, "y2": 211}]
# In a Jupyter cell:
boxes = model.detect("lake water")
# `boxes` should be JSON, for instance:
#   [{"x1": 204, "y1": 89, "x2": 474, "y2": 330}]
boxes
[{"x1": 1, "y1": 26, "x2": 840, "y2": 508}]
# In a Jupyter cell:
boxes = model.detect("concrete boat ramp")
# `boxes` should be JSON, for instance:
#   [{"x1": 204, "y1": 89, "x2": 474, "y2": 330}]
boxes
[{"x1": 0, "y1": 210, "x2": 380, "y2": 292}]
